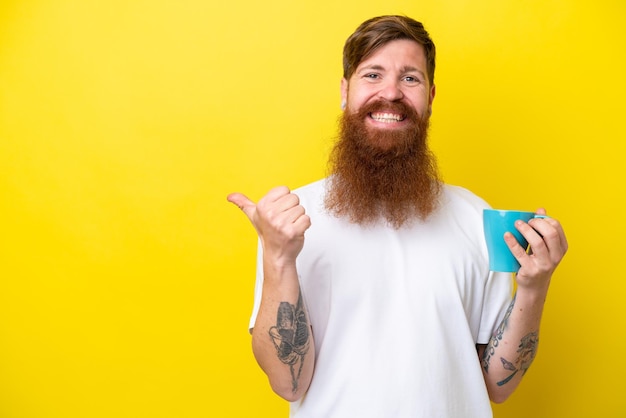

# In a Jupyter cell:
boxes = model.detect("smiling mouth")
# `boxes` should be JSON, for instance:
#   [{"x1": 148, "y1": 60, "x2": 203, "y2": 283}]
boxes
[{"x1": 369, "y1": 112, "x2": 407, "y2": 123}]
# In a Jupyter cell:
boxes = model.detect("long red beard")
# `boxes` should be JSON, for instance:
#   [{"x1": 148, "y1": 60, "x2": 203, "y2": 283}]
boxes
[{"x1": 324, "y1": 100, "x2": 442, "y2": 228}]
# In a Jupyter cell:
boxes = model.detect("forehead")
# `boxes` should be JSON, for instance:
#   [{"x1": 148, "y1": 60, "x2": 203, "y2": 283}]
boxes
[{"x1": 355, "y1": 39, "x2": 427, "y2": 72}]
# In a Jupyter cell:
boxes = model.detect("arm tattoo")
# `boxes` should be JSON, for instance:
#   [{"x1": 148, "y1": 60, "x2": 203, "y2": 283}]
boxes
[
  {"x1": 481, "y1": 294, "x2": 540, "y2": 386},
  {"x1": 482, "y1": 294, "x2": 515, "y2": 373},
  {"x1": 496, "y1": 331, "x2": 539, "y2": 386},
  {"x1": 268, "y1": 292, "x2": 310, "y2": 393}
]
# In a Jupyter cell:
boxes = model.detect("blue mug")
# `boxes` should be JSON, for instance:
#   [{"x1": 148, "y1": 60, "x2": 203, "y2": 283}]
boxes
[{"x1": 483, "y1": 209, "x2": 547, "y2": 273}]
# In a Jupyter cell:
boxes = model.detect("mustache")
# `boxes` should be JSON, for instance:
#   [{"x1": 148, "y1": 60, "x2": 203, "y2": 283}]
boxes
[{"x1": 353, "y1": 99, "x2": 420, "y2": 124}]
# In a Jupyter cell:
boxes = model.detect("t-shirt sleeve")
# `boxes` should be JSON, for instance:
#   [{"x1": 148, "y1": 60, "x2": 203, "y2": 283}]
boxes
[
  {"x1": 248, "y1": 239, "x2": 264, "y2": 332},
  {"x1": 477, "y1": 271, "x2": 514, "y2": 344}
]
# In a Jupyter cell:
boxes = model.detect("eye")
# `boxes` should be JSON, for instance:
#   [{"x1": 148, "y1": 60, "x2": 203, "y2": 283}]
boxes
[
  {"x1": 403, "y1": 75, "x2": 420, "y2": 83},
  {"x1": 364, "y1": 73, "x2": 380, "y2": 80}
]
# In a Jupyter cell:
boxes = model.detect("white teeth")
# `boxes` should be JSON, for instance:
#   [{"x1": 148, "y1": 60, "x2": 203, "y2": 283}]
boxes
[{"x1": 371, "y1": 112, "x2": 404, "y2": 123}]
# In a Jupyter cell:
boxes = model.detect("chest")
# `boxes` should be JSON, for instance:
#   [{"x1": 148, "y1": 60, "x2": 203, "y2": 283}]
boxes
[{"x1": 296, "y1": 217, "x2": 489, "y2": 327}]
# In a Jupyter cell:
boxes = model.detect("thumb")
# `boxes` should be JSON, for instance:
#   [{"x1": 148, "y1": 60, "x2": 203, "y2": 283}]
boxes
[{"x1": 227, "y1": 192, "x2": 256, "y2": 219}]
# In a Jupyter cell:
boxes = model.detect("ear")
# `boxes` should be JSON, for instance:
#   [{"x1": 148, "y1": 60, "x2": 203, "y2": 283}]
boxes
[
  {"x1": 340, "y1": 78, "x2": 348, "y2": 109},
  {"x1": 428, "y1": 83, "x2": 436, "y2": 113}
]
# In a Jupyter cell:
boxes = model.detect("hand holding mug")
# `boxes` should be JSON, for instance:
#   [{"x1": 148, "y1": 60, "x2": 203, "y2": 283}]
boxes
[{"x1": 483, "y1": 209, "x2": 568, "y2": 276}]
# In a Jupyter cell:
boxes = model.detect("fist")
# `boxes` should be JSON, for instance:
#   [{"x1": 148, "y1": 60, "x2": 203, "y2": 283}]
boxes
[{"x1": 227, "y1": 186, "x2": 311, "y2": 264}]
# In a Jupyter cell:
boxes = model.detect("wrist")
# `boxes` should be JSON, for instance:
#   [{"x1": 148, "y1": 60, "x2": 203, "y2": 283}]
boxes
[
  {"x1": 263, "y1": 253, "x2": 298, "y2": 283},
  {"x1": 513, "y1": 285, "x2": 549, "y2": 311}
]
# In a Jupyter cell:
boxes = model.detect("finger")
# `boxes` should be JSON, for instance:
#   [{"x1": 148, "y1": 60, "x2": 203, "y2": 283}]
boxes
[
  {"x1": 532, "y1": 208, "x2": 568, "y2": 251},
  {"x1": 557, "y1": 223, "x2": 568, "y2": 253},
  {"x1": 226, "y1": 192, "x2": 256, "y2": 219},
  {"x1": 257, "y1": 188, "x2": 300, "y2": 216},
  {"x1": 264, "y1": 185, "x2": 291, "y2": 203},
  {"x1": 257, "y1": 186, "x2": 294, "y2": 214},
  {"x1": 516, "y1": 220, "x2": 549, "y2": 257},
  {"x1": 293, "y1": 213, "x2": 312, "y2": 232},
  {"x1": 279, "y1": 210, "x2": 311, "y2": 237},
  {"x1": 281, "y1": 203, "x2": 307, "y2": 225},
  {"x1": 503, "y1": 231, "x2": 530, "y2": 263},
  {"x1": 533, "y1": 216, "x2": 568, "y2": 254},
  {"x1": 529, "y1": 217, "x2": 565, "y2": 247},
  {"x1": 273, "y1": 192, "x2": 301, "y2": 213}
]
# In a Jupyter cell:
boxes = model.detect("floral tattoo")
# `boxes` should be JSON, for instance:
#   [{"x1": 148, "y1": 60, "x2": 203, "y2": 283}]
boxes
[
  {"x1": 481, "y1": 294, "x2": 540, "y2": 386},
  {"x1": 496, "y1": 331, "x2": 539, "y2": 386}
]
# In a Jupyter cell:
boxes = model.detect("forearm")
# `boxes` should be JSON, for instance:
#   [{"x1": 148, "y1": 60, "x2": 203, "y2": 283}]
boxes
[
  {"x1": 251, "y1": 259, "x2": 315, "y2": 402},
  {"x1": 480, "y1": 209, "x2": 567, "y2": 402},
  {"x1": 481, "y1": 287, "x2": 548, "y2": 403}
]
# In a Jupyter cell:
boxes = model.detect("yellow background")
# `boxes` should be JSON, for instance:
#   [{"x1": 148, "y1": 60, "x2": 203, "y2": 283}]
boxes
[{"x1": 1, "y1": 0, "x2": 624, "y2": 417}]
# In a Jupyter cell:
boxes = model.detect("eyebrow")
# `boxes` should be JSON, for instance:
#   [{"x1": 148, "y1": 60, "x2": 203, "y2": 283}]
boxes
[{"x1": 357, "y1": 64, "x2": 426, "y2": 78}]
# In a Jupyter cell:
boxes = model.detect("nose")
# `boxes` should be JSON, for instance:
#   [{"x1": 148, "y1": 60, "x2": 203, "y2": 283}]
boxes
[{"x1": 378, "y1": 80, "x2": 404, "y2": 101}]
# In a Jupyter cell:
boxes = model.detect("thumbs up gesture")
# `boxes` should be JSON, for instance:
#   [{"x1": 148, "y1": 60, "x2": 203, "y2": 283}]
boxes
[{"x1": 227, "y1": 186, "x2": 311, "y2": 265}]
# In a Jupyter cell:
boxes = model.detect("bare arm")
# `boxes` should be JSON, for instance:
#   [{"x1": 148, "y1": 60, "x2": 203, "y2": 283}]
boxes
[
  {"x1": 479, "y1": 209, "x2": 568, "y2": 403},
  {"x1": 228, "y1": 186, "x2": 314, "y2": 401}
]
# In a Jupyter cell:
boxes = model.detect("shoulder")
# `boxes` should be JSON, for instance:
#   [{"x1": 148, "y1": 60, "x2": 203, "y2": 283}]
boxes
[
  {"x1": 439, "y1": 184, "x2": 492, "y2": 221},
  {"x1": 292, "y1": 178, "x2": 327, "y2": 207},
  {"x1": 293, "y1": 178, "x2": 326, "y2": 194},
  {"x1": 443, "y1": 184, "x2": 491, "y2": 209}
]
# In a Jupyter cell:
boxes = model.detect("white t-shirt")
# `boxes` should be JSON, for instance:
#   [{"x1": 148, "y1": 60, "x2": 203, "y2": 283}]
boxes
[{"x1": 250, "y1": 179, "x2": 513, "y2": 418}]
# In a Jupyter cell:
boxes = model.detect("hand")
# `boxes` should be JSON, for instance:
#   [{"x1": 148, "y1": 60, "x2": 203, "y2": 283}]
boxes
[
  {"x1": 227, "y1": 186, "x2": 311, "y2": 266},
  {"x1": 504, "y1": 208, "x2": 568, "y2": 291}
]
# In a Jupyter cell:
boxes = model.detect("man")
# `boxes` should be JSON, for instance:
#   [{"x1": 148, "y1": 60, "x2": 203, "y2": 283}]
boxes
[{"x1": 228, "y1": 15, "x2": 568, "y2": 417}]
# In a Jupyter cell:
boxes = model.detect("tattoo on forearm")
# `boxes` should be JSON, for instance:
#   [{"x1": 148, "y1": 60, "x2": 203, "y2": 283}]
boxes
[
  {"x1": 268, "y1": 292, "x2": 310, "y2": 393},
  {"x1": 496, "y1": 331, "x2": 539, "y2": 386},
  {"x1": 481, "y1": 294, "x2": 540, "y2": 386},
  {"x1": 482, "y1": 295, "x2": 515, "y2": 373}
]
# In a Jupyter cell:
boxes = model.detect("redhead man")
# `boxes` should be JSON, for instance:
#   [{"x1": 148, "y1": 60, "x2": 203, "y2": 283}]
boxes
[{"x1": 228, "y1": 15, "x2": 567, "y2": 418}]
